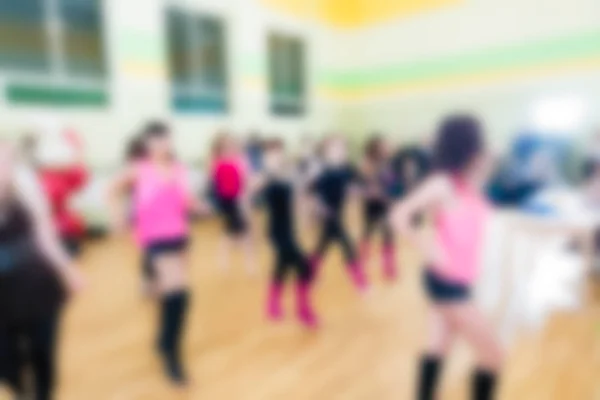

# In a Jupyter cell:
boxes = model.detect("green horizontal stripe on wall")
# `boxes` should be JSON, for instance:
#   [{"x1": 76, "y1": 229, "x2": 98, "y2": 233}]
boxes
[
  {"x1": 319, "y1": 30, "x2": 600, "y2": 90},
  {"x1": 117, "y1": 30, "x2": 165, "y2": 62},
  {"x1": 6, "y1": 84, "x2": 108, "y2": 107}
]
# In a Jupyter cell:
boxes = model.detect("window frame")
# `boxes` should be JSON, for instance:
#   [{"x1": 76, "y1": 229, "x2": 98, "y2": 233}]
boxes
[
  {"x1": 267, "y1": 31, "x2": 306, "y2": 117},
  {"x1": 165, "y1": 5, "x2": 229, "y2": 114},
  {"x1": 0, "y1": 0, "x2": 110, "y2": 107},
  {"x1": 0, "y1": 0, "x2": 108, "y2": 85}
]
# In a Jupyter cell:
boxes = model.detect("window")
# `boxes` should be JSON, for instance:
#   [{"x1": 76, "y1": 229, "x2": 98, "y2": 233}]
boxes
[
  {"x1": 166, "y1": 8, "x2": 228, "y2": 113},
  {"x1": 268, "y1": 33, "x2": 305, "y2": 116},
  {"x1": 0, "y1": 0, "x2": 106, "y2": 78},
  {"x1": 0, "y1": 0, "x2": 107, "y2": 106},
  {"x1": 0, "y1": 0, "x2": 48, "y2": 72},
  {"x1": 60, "y1": 0, "x2": 106, "y2": 78}
]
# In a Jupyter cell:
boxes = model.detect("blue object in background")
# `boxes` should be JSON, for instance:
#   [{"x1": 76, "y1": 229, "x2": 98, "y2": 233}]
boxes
[{"x1": 487, "y1": 131, "x2": 572, "y2": 207}]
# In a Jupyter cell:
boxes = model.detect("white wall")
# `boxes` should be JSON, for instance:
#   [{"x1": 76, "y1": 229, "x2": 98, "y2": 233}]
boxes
[
  {"x1": 1, "y1": 0, "x2": 598, "y2": 165},
  {"x1": 0, "y1": 0, "x2": 343, "y2": 168},
  {"x1": 326, "y1": 0, "x2": 600, "y2": 148}
]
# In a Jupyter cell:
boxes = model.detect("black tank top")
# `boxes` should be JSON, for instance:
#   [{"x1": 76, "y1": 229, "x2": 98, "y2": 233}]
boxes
[{"x1": 0, "y1": 199, "x2": 64, "y2": 327}]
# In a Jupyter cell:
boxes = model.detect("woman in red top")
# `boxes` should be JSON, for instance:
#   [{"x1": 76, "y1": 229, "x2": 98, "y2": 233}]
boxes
[
  {"x1": 36, "y1": 129, "x2": 88, "y2": 257},
  {"x1": 211, "y1": 132, "x2": 256, "y2": 274}
]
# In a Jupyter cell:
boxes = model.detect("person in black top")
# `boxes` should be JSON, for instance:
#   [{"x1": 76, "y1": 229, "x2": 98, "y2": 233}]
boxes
[
  {"x1": 359, "y1": 134, "x2": 397, "y2": 280},
  {"x1": 310, "y1": 136, "x2": 368, "y2": 292},
  {"x1": 0, "y1": 142, "x2": 84, "y2": 400},
  {"x1": 257, "y1": 139, "x2": 317, "y2": 328}
]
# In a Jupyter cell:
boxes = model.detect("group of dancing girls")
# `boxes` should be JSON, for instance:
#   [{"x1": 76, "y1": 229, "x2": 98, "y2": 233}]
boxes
[
  {"x1": 0, "y1": 114, "x2": 503, "y2": 399},
  {"x1": 255, "y1": 122, "x2": 503, "y2": 399},
  {"x1": 256, "y1": 133, "x2": 425, "y2": 326}
]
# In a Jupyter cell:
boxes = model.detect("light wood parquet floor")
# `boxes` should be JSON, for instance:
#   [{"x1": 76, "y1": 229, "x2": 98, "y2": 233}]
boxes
[{"x1": 3, "y1": 211, "x2": 599, "y2": 399}]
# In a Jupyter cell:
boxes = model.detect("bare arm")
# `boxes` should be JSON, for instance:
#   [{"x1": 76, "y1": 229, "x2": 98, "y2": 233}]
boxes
[
  {"x1": 107, "y1": 166, "x2": 136, "y2": 232},
  {"x1": 389, "y1": 174, "x2": 451, "y2": 265}
]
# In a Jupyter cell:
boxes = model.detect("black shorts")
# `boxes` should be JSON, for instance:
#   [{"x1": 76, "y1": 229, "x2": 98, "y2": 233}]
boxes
[
  {"x1": 218, "y1": 198, "x2": 247, "y2": 235},
  {"x1": 364, "y1": 200, "x2": 387, "y2": 222},
  {"x1": 423, "y1": 269, "x2": 471, "y2": 303},
  {"x1": 144, "y1": 237, "x2": 189, "y2": 261}
]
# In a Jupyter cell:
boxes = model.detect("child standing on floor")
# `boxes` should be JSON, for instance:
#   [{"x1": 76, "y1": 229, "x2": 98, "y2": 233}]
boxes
[
  {"x1": 211, "y1": 132, "x2": 256, "y2": 274},
  {"x1": 390, "y1": 115, "x2": 503, "y2": 400},
  {"x1": 0, "y1": 141, "x2": 84, "y2": 400},
  {"x1": 109, "y1": 122, "x2": 208, "y2": 386},
  {"x1": 257, "y1": 139, "x2": 318, "y2": 327},
  {"x1": 310, "y1": 136, "x2": 368, "y2": 292},
  {"x1": 359, "y1": 134, "x2": 397, "y2": 280}
]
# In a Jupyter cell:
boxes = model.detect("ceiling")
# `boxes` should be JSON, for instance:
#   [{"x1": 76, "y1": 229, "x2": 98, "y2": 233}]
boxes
[{"x1": 261, "y1": 0, "x2": 462, "y2": 28}]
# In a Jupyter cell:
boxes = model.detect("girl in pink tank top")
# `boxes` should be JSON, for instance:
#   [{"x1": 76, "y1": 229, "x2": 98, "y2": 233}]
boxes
[
  {"x1": 210, "y1": 133, "x2": 256, "y2": 274},
  {"x1": 133, "y1": 160, "x2": 190, "y2": 246},
  {"x1": 390, "y1": 115, "x2": 502, "y2": 400},
  {"x1": 109, "y1": 122, "x2": 208, "y2": 387}
]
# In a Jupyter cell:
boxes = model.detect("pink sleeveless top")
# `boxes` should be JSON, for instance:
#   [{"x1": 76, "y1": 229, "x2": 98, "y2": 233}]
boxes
[
  {"x1": 133, "y1": 161, "x2": 191, "y2": 247},
  {"x1": 212, "y1": 156, "x2": 248, "y2": 200},
  {"x1": 433, "y1": 177, "x2": 490, "y2": 285}
]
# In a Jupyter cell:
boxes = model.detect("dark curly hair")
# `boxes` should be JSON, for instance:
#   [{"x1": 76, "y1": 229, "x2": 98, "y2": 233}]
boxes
[{"x1": 433, "y1": 115, "x2": 484, "y2": 174}]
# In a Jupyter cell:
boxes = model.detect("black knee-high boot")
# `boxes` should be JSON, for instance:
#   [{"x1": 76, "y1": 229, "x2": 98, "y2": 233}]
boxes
[
  {"x1": 417, "y1": 355, "x2": 443, "y2": 400},
  {"x1": 31, "y1": 312, "x2": 61, "y2": 400},
  {"x1": 158, "y1": 291, "x2": 190, "y2": 384},
  {"x1": 472, "y1": 369, "x2": 497, "y2": 400}
]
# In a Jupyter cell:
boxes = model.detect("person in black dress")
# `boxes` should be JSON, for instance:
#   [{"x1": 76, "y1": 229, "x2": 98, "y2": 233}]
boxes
[
  {"x1": 0, "y1": 142, "x2": 84, "y2": 400},
  {"x1": 359, "y1": 134, "x2": 397, "y2": 280},
  {"x1": 257, "y1": 139, "x2": 318, "y2": 327},
  {"x1": 310, "y1": 136, "x2": 368, "y2": 292}
]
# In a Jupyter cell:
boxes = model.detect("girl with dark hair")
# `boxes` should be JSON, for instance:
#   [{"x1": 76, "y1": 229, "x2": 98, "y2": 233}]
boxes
[
  {"x1": 310, "y1": 136, "x2": 368, "y2": 292},
  {"x1": 210, "y1": 132, "x2": 256, "y2": 274},
  {"x1": 390, "y1": 115, "x2": 503, "y2": 400},
  {"x1": 0, "y1": 141, "x2": 84, "y2": 400},
  {"x1": 109, "y1": 122, "x2": 208, "y2": 386},
  {"x1": 256, "y1": 139, "x2": 318, "y2": 327},
  {"x1": 359, "y1": 134, "x2": 397, "y2": 280}
]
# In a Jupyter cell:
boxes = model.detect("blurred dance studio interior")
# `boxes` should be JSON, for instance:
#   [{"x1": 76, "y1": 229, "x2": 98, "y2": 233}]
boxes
[{"x1": 0, "y1": 0, "x2": 599, "y2": 399}]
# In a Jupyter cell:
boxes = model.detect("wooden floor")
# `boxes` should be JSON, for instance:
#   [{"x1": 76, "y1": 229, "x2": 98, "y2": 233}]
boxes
[{"x1": 8, "y1": 212, "x2": 600, "y2": 399}]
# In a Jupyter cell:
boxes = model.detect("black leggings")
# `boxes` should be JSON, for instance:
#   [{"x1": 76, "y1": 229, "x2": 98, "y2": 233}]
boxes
[
  {"x1": 314, "y1": 216, "x2": 357, "y2": 263},
  {"x1": 363, "y1": 201, "x2": 393, "y2": 246},
  {"x1": 218, "y1": 197, "x2": 248, "y2": 236},
  {"x1": 0, "y1": 312, "x2": 60, "y2": 400},
  {"x1": 272, "y1": 236, "x2": 312, "y2": 284}
]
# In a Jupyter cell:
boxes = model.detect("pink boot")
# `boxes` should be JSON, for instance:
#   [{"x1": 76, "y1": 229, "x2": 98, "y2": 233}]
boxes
[
  {"x1": 296, "y1": 281, "x2": 319, "y2": 328},
  {"x1": 382, "y1": 245, "x2": 398, "y2": 281},
  {"x1": 267, "y1": 282, "x2": 284, "y2": 321},
  {"x1": 347, "y1": 262, "x2": 369, "y2": 292}
]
